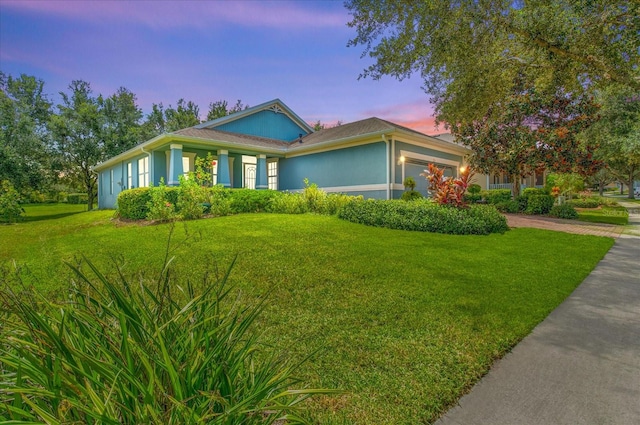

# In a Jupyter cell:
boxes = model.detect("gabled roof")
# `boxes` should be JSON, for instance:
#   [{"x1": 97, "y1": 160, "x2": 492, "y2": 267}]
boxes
[
  {"x1": 195, "y1": 98, "x2": 314, "y2": 134},
  {"x1": 288, "y1": 117, "x2": 467, "y2": 153}
]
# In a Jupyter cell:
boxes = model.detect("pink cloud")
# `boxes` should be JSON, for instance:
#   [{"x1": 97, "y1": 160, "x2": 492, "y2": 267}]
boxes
[
  {"x1": 362, "y1": 100, "x2": 446, "y2": 135},
  {"x1": 1, "y1": 0, "x2": 348, "y2": 30}
]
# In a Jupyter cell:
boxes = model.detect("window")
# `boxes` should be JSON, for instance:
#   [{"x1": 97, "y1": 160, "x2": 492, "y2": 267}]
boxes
[
  {"x1": 109, "y1": 169, "x2": 114, "y2": 195},
  {"x1": 267, "y1": 161, "x2": 278, "y2": 190},
  {"x1": 211, "y1": 159, "x2": 218, "y2": 185},
  {"x1": 182, "y1": 156, "x2": 190, "y2": 178},
  {"x1": 138, "y1": 157, "x2": 149, "y2": 187},
  {"x1": 127, "y1": 162, "x2": 132, "y2": 189}
]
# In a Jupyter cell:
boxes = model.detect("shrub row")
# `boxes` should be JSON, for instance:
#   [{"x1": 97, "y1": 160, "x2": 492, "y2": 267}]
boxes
[
  {"x1": 566, "y1": 196, "x2": 617, "y2": 208},
  {"x1": 117, "y1": 180, "x2": 361, "y2": 221},
  {"x1": 337, "y1": 199, "x2": 508, "y2": 235},
  {"x1": 67, "y1": 193, "x2": 89, "y2": 205},
  {"x1": 479, "y1": 189, "x2": 512, "y2": 204},
  {"x1": 549, "y1": 204, "x2": 580, "y2": 219}
]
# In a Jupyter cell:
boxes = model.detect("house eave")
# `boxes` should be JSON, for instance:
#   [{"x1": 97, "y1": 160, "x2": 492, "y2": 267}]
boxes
[{"x1": 93, "y1": 133, "x2": 286, "y2": 172}]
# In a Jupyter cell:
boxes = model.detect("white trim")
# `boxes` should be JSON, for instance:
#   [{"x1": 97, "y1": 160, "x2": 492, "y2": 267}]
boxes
[
  {"x1": 392, "y1": 183, "x2": 405, "y2": 191},
  {"x1": 170, "y1": 143, "x2": 183, "y2": 150},
  {"x1": 320, "y1": 184, "x2": 388, "y2": 193},
  {"x1": 395, "y1": 137, "x2": 469, "y2": 157},
  {"x1": 127, "y1": 162, "x2": 132, "y2": 189},
  {"x1": 285, "y1": 137, "x2": 386, "y2": 158},
  {"x1": 399, "y1": 150, "x2": 462, "y2": 167},
  {"x1": 218, "y1": 149, "x2": 229, "y2": 155}
]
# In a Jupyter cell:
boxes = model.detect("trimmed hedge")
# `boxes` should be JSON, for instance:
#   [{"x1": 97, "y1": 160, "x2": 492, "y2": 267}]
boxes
[
  {"x1": 116, "y1": 185, "x2": 359, "y2": 220},
  {"x1": 517, "y1": 188, "x2": 550, "y2": 212},
  {"x1": 480, "y1": 189, "x2": 512, "y2": 204},
  {"x1": 229, "y1": 189, "x2": 281, "y2": 213},
  {"x1": 401, "y1": 190, "x2": 423, "y2": 201},
  {"x1": 117, "y1": 188, "x2": 152, "y2": 219},
  {"x1": 526, "y1": 195, "x2": 555, "y2": 215},
  {"x1": 337, "y1": 199, "x2": 508, "y2": 235},
  {"x1": 549, "y1": 204, "x2": 579, "y2": 219},
  {"x1": 67, "y1": 193, "x2": 89, "y2": 205},
  {"x1": 495, "y1": 200, "x2": 519, "y2": 213},
  {"x1": 567, "y1": 197, "x2": 600, "y2": 208}
]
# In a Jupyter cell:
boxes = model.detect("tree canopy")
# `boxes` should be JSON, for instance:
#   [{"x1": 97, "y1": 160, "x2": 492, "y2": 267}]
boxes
[
  {"x1": 0, "y1": 72, "x2": 52, "y2": 192},
  {"x1": 346, "y1": 0, "x2": 640, "y2": 124},
  {"x1": 454, "y1": 89, "x2": 600, "y2": 196},
  {"x1": 585, "y1": 85, "x2": 640, "y2": 198}
]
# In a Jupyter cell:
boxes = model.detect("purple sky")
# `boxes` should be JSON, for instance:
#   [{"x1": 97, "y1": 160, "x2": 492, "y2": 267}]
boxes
[{"x1": 0, "y1": 0, "x2": 442, "y2": 134}]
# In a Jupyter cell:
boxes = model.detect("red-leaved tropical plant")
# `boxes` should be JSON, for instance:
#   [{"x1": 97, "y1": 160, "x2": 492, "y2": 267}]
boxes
[{"x1": 421, "y1": 164, "x2": 473, "y2": 208}]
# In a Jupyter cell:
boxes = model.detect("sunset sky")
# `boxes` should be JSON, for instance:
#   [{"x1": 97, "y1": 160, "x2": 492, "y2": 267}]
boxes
[{"x1": 0, "y1": 0, "x2": 443, "y2": 134}]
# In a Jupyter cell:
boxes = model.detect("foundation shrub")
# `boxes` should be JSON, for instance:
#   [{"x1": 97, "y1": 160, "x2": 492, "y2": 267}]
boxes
[
  {"x1": 117, "y1": 188, "x2": 151, "y2": 219},
  {"x1": 146, "y1": 181, "x2": 179, "y2": 221},
  {"x1": 177, "y1": 176, "x2": 209, "y2": 220},
  {"x1": 268, "y1": 192, "x2": 309, "y2": 214},
  {"x1": 337, "y1": 199, "x2": 508, "y2": 235},
  {"x1": 322, "y1": 193, "x2": 358, "y2": 215},
  {"x1": 229, "y1": 189, "x2": 281, "y2": 213},
  {"x1": 401, "y1": 190, "x2": 424, "y2": 201},
  {"x1": 208, "y1": 185, "x2": 233, "y2": 216}
]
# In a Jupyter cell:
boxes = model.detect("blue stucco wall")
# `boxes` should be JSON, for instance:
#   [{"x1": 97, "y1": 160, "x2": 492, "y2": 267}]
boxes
[
  {"x1": 97, "y1": 153, "x2": 152, "y2": 209},
  {"x1": 216, "y1": 110, "x2": 309, "y2": 142},
  {"x1": 279, "y1": 142, "x2": 386, "y2": 191}
]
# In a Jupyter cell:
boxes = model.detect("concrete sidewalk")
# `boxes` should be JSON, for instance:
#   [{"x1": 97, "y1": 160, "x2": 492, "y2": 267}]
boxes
[{"x1": 435, "y1": 238, "x2": 640, "y2": 425}]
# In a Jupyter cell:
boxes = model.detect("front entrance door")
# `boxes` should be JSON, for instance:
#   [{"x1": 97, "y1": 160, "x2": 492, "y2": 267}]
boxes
[{"x1": 244, "y1": 163, "x2": 256, "y2": 189}]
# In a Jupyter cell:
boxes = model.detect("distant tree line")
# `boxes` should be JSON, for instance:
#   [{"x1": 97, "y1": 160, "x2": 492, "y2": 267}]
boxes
[{"x1": 0, "y1": 71, "x2": 248, "y2": 208}]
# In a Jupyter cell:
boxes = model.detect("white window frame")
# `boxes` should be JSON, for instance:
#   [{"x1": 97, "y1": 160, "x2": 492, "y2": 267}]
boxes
[
  {"x1": 138, "y1": 156, "x2": 149, "y2": 187},
  {"x1": 109, "y1": 169, "x2": 114, "y2": 195},
  {"x1": 127, "y1": 162, "x2": 132, "y2": 189},
  {"x1": 267, "y1": 159, "x2": 278, "y2": 190}
]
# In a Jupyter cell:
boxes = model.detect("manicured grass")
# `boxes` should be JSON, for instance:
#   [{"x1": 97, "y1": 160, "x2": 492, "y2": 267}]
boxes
[
  {"x1": 18, "y1": 202, "x2": 90, "y2": 222},
  {"x1": 0, "y1": 205, "x2": 614, "y2": 424},
  {"x1": 577, "y1": 206, "x2": 629, "y2": 225}
]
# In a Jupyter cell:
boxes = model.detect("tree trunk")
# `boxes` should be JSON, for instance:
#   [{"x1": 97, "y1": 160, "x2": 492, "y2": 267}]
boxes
[
  {"x1": 628, "y1": 172, "x2": 636, "y2": 200},
  {"x1": 620, "y1": 182, "x2": 624, "y2": 195},
  {"x1": 512, "y1": 174, "x2": 521, "y2": 198},
  {"x1": 598, "y1": 182, "x2": 604, "y2": 197}
]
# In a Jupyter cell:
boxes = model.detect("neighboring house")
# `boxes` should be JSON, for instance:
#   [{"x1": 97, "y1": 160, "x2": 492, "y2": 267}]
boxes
[
  {"x1": 94, "y1": 99, "x2": 473, "y2": 209},
  {"x1": 432, "y1": 133, "x2": 546, "y2": 191}
]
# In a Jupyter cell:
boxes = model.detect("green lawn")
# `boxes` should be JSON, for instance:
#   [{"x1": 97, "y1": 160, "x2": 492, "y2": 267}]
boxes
[
  {"x1": 1, "y1": 204, "x2": 614, "y2": 424},
  {"x1": 577, "y1": 206, "x2": 629, "y2": 225}
]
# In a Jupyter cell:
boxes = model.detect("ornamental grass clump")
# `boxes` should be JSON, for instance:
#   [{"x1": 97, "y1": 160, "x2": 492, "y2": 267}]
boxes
[{"x1": 0, "y1": 248, "x2": 335, "y2": 423}]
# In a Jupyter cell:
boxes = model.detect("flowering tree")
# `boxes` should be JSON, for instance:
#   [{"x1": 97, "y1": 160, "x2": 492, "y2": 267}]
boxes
[
  {"x1": 453, "y1": 89, "x2": 601, "y2": 197},
  {"x1": 421, "y1": 164, "x2": 473, "y2": 208}
]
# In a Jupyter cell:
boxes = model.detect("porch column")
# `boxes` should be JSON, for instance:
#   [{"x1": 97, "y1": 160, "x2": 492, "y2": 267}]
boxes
[
  {"x1": 217, "y1": 149, "x2": 231, "y2": 188},
  {"x1": 256, "y1": 154, "x2": 268, "y2": 189},
  {"x1": 168, "y1": 144, "x2": 183, "y2": 186}
]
